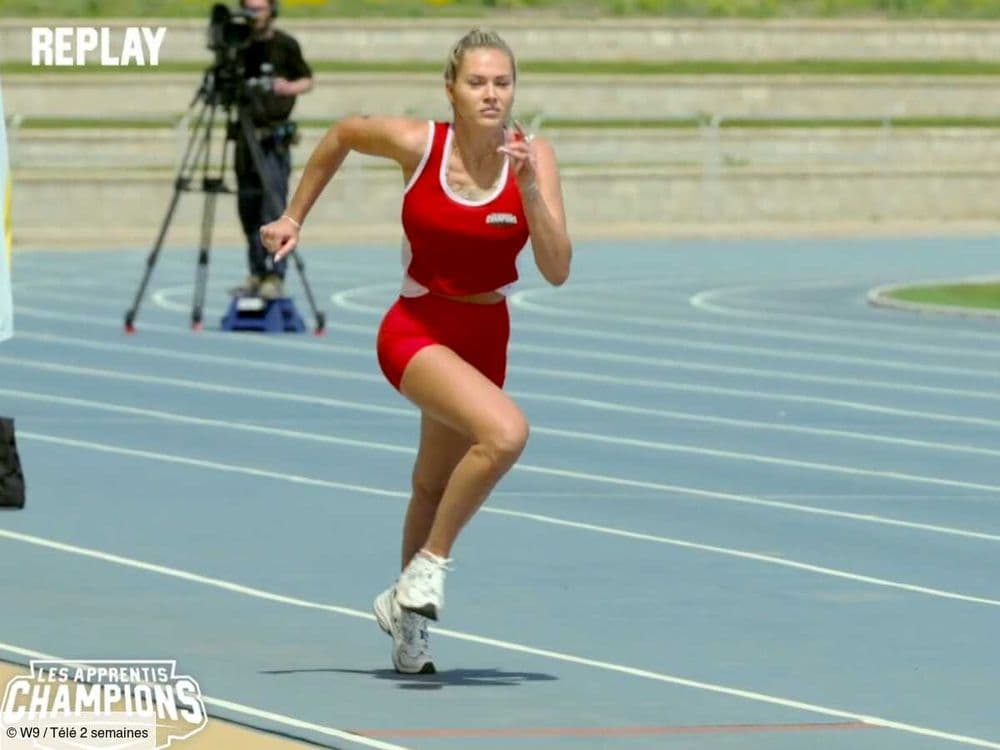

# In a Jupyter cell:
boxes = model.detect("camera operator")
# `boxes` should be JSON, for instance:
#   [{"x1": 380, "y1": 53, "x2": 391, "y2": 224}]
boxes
[{"x1": 231, "y1": 0, "x2": 313, "y2": 300}]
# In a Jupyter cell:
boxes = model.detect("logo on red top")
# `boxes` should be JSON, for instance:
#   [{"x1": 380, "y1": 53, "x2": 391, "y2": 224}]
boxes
[{"x1": 486, "y1": 213, "x2": 518, "y2": 226}]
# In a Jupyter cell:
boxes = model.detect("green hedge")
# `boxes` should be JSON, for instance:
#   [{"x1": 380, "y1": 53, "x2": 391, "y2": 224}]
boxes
[
  {"x1": 5, "y1": 60, "x2": 1000, "y2": 75},
  {"x1": 13, "y1": 115, "x2": 1000, "y2": 128},
  {"x1": 5, "y1": 0, "x2": 1000, "y2": 18}
]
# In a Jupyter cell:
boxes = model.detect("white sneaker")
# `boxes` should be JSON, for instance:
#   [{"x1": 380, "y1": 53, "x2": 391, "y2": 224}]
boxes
[
  {"x1": 395, "y1": 551, "x2": 451, "y2": 621},
  {"x1": 373, "y1": 586, "x2": 435, "y2": 675}
]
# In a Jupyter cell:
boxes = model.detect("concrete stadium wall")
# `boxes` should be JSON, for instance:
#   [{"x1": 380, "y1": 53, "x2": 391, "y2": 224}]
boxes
[
  {"x1": 10, "y1": 127, "x2": 1000, "y2": 171},
  {"x1": 4, "y1": 18, "x2": 1000, "y2": 63},
  {"x1": 11, "y1": 163, "x2": 1000, "y2": 246},
  {"x1": 5, "y1": 72, "x2": 1000, "y2": 120},
  {"x1": 7, "y1": 16, "x2": 1000, "y2": 240}
]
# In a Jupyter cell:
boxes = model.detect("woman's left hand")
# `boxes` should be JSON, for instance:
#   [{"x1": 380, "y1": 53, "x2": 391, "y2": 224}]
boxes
[{"x1": 497, "y1": 120, "x2": 539, "y2": 194}]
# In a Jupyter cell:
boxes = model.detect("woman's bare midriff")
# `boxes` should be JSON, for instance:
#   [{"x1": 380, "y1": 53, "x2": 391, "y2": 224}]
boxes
[{"x1": 435, "y1": 291, "x2": 505, "y2": 304}]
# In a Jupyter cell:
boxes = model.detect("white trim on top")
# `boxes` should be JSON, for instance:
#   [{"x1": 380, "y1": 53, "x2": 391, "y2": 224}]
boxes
[
  {"x1": 403, "y1": 120, "x2": 435, "y2": 195},
  {"x1": 439, "y1": 124, "x2": 509, "y2": 207},
  {"x1": 399, "y1": 235, "x2": 430, "y2": 298}
]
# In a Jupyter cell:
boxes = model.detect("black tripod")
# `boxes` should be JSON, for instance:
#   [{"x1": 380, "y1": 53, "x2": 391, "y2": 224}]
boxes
[{"x1": 124, "y1": 65, "x2": 325, "y2": 334}]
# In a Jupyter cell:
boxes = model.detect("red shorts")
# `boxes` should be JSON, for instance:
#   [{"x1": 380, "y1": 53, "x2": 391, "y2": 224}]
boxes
[{"x1": 377, "y1": 294, "x2": 510, "y2": 391}]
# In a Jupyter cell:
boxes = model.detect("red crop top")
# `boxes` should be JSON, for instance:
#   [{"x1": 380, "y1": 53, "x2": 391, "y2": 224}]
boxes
[{"x1": 399, "y1": 121, "x2": 530, "y2": 297}]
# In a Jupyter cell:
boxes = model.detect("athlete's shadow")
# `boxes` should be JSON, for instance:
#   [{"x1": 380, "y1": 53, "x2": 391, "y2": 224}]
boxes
[{"x1": 260, "y1": 667, "x2": 558, "y2": 690}]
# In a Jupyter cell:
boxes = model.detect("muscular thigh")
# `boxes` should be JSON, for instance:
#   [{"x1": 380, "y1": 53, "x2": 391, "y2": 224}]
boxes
[
  {"x1": 400, "y1": 344, "x2": 526, "y2": 445},
  {"x1": 412, "y1": 413, "x2": 471, "y2": 495}
]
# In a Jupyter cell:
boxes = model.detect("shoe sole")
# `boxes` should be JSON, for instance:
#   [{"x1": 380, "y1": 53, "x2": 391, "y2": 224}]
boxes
[
  {"x1": 373, "y1": 594, "x2": 393, "y2": 635},
  {"x1": 405, "y1": 661, "x2": 436, "y2": 675},
  {"x1": 373, "y1": 593, "x2": 436, "y2": 675}
]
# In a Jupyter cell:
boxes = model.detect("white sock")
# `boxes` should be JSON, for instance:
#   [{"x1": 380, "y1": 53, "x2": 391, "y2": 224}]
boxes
[{"x1": 419, "y1": 549, "x2": 450, "y2": 565}]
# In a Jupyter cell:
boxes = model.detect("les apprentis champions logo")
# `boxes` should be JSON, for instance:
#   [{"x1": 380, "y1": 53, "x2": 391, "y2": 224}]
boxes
[{"x1": 0, "y1": 660, "x2": 207, "y2": 750}]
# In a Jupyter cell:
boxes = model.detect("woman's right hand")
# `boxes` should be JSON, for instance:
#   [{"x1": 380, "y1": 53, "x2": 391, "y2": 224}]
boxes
[{"x1": 260, "y1": 216, "x2": 300, "y2": 261}]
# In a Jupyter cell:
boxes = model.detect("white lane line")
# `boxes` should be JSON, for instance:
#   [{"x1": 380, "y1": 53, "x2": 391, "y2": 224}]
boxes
[
  {"x1": 550, "y1": 276, "x2": 1000, "y2": 343},
  {"x1": 326, "y1": 283, "x2": 1000, "y2": 378},
  {"x1": 511, "y1": 320, "x2": 1000, "y2": 375},
  {"x1": 511, "y1": 392, "x2": 1000, "y2": 461},
  {"x1": 0, "y1": 530, "x2": 998, "y2": 749},
  {"x1": 14, "y1": 305, "x2": 374, "y2": 354},
  {"x1": 11, "y1": 255, "x2": 388, "y2": 281},
  {"x1": 510, "y1": 460, "x2": 1000, "y2": 542},
  {"x1": 511, "y1": 341, "x2": 1000, "y2": 401},
  {"x1": 11, "y1": 423, "x2": 1000, "y2": 606},
  {"x1": 150, "y1": 285, "x2": 375, "y2": 343},
  {"x1": 331, "y1": 284, "x2": 394, "y2": 314},
  {"x1": 13, "y1": 305, "x2": 1000, "y2": 420},
  {"x1": 0, "y1": 356, "x2": 414, "y2": 418},
  {"x1": 19, "y1": 268, "x2": 1000, "y2": 356},
  {"x1": 0, "y1": 643, "x2": 411, "y2": 750},
  {"x1": 532, "y1": 425, "x2": 1000, "y2": 496},
  {"x1": 6, "y1": 357, "x2": 1000, "y2": 498},
  {"x1": 690, "y1": 283, "x2": 860, "y2": 320},
  {"x1": 508, "y1": 364, "x2": 1000, "y2": 430},
  {"x1": 7, "y1": 392, "x2": 1000, "y2": 541},
  {"x1": 17, "y1": 331, "x2": 385, "y2": 384},
  {"x1": 19, "y1": 430, "x2": 406, "y2": 497},
  {"x1": 510, "y1": 285, "x2": 1000, "y2": 352},
  {"x1": 324, "y1": 288, "x2": 1000, "y2": 399},
  {"x1": 6, "y1": 389, "x2": 415, "y2": 457},
  {"x1": 689, "y1": 281, "x2": 1000, "y2": 340},
  {"x1": 7, "y1": 357, "x2": 1000, "y2": 535},
  {"x1": 17, "y1": 329, "x2": 1000, "y2": 461},
  {"x1": 483, "y1": 507, "x2": 1000, "y2": 606},
  {"x1": 153, "y1": 284, "x2": 377, "y2": 337},
  {"x1": 13, "y1": 313, "x2": 1000, "y2": 433}
]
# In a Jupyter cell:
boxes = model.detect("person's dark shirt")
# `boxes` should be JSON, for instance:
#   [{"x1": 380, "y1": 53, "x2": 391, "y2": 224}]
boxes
[{"x1": 242, "y1": 29, "x2": 312, "y2": 126}]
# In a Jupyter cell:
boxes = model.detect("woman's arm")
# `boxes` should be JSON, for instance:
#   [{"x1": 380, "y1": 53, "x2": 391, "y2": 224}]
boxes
[
  {"x1": 262, "y1": 116, "x2": 426, "y2": 259},
  {"x1": 500, "y1": 128, "x2": 572, "y2": 286},
  {"x1": 521, "y1": 137, "x2": 571, "y2": 286}
]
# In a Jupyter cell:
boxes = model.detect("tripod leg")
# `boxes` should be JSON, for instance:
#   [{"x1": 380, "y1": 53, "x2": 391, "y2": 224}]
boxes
[
  {"x1": 190, "y1": 96, "x2": 229, "y2": 330},
  {"x1": 124, "y1": 98, "x2": 213, "y2": 333},
  {"x1": 191, "y1": 185, "x2": 221, "y2": 330},
  {"x1": 288, "y1": 252, "x2": 326, "y2": 334},
  {"x1": 125, "y1": 184, "x2": 185, "y2": 333},
  {"x1": 237, "y1": 111, "x2": 326, "y2": 333}
]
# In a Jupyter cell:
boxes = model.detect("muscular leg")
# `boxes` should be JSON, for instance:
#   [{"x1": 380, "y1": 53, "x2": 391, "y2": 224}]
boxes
[
  {"x1": 234, "y1": 142, "x2": 267, "y2": 278},
  {"x1": 377, "y1": 399, "x2": 471, "y2": 669},
  {"x1": 257, "y1": 144, "x2": 290, "y2": 279},
  {"x1": 400, "y1": 344, "x2": 528, "y2": 559},
  {"x1": 402, "y1": 413, "x2": 470, "y2": 569}
]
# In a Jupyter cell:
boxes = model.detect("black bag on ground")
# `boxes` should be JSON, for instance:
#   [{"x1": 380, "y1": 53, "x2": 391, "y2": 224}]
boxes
[{"x1": 0, "y1": 417, "x2": 26, "y2": 509}]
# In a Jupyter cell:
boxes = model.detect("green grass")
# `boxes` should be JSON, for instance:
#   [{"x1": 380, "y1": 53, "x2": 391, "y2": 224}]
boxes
[
  {"x1": 5, "y1": 0, "x2": 1000, "y2": 18},
  {"x1": 888, "y1": 282, "x2": 1000, "y2": 310},
  {"x1": 8, "y1": 117, "x2": 183, "y2": 128},
  {"x1": 6, "y1": 60, "x2": 1000, "y2": 76},
  {"x1": 545, "y1": 116, "x2": 1000, "y2": 127},
  {"x1": 11, "y1": 115, "x2": 1000, "y2": 129}
]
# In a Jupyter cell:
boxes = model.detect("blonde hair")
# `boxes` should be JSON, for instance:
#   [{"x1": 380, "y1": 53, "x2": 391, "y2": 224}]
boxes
[{"x1": 444, "y1": 28, "x2": 517, "y2": 85}]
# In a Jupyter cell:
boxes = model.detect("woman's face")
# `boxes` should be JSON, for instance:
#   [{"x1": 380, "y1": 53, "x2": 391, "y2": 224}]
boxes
[{"x1": 448, "y1": 48, "x2": 515, "y2": 128}]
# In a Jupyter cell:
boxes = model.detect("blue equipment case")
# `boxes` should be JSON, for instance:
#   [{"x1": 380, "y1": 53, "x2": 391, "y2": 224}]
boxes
[{"x1": 221, "y1": 296, "x2": 306, "y2": 333}]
